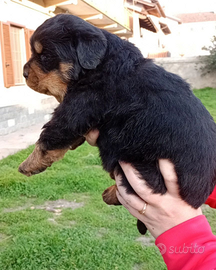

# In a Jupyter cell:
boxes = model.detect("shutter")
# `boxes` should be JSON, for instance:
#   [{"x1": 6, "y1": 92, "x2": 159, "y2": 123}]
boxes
[
  {"x1": 25, "y1": 28, "x2": 34, "y2": 61},
  {"x1": 0, "y1": 22, "x2": 15, "y2": 88}
]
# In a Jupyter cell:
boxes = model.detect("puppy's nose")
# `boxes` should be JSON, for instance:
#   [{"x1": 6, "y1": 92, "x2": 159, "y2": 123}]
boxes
[{"x1": 23, "y1": 63, "x2": 29, "y2": 79}]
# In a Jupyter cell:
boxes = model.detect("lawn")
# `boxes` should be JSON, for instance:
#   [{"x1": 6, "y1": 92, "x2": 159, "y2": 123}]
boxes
[
  {"x1": 0, "y1": 88, "x2": 216, "y2": 270},
  {"x1": 193, "y1": 87, "x2": 216, "y2": 121}
]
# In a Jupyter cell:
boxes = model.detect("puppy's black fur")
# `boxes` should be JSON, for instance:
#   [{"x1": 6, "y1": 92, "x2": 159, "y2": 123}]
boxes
[{"x1": 27, "y1": 14, "x2": 216, "y2": 220}]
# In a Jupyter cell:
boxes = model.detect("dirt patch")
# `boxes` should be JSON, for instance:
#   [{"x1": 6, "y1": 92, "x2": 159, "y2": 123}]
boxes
[
  {"x1": 3, "y1": 205, "x2": 31, "y2": 213},
  {"x1": 97, "y1": 227, "x2": 107, "y2": 238},
  {"x1": 47, "y1": 218, "x2": 58, "y2": 224},
  {"x1": 3, "y1": 199, "x2": 84, "y2": 214},
  {"x1": 0, "y1": 233, "x2": 12, "y2": 243},
  {"x1": 136, "y1": 235, "x2": 155, "y2": 247},
  {"x1": 34, "y1": 199, "x2": 84, "y2": 213},
  {"x1": 133, "y1": 263, "x2": 148, "y2": 270},
  {"x1": 48, "y1": 218, "x2": 77, "y2": 228}
]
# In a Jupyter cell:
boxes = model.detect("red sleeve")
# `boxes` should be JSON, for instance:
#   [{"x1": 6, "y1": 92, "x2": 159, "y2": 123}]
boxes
[
  {"x1": 205, "y1": 185, "x2": 216, "y2": 209},
  {"x1": 155, "y1": 215, "x2": 216, "y2": 270}
]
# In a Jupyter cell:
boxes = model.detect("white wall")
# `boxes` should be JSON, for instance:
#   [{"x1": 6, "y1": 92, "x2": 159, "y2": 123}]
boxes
[
  {"x1": 0, "y1": 0, "x2": 51, "y2": 29},
  {"x1": 133, "y1": 18, "x2": 216, "y2": 58},
  {"x1": 0, "y1": 0, "x2": 52, "y2": 105},
  {"x1": 165, "y1": 21, "x2": 216, "y2": 57}
]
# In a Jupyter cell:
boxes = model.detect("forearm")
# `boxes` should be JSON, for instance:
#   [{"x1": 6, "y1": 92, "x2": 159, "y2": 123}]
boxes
[
  {"x1": 19, "y1": 91, "x2": 100, "y2": 176},
  {"x1": 38, "y1": 120, "x2": 81, "y2": 151},
  {"x1": 38, "y1": 91, "x2": 102, "y2": 150},
  {"x1": 155, "y1": 215, "x2": 216, "y2": 270}
]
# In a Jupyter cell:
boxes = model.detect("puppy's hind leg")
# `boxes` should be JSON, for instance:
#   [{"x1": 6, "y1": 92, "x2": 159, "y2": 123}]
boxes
[
  {"x1": 102, "y1": 166, "x2": 147, "y2": 235},
  {"x1": 102, "y1": 184, "x2": 121, "y2": 205}
]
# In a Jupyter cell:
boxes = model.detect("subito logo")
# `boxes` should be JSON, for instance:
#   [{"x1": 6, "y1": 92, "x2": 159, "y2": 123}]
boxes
[{"x1": 156, "y1": 243, "x2": 167, "y2": 255}]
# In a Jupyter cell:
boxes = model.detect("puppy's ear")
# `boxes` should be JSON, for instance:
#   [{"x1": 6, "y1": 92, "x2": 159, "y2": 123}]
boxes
[{"x1": 76, "y1": 31, "x2": 107, "y2": 69}]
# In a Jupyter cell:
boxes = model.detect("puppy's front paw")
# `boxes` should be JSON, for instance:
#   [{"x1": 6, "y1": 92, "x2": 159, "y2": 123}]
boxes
[
  {"x1": 102, "y1": 185, "x2": 121, "y2": 205},
  {"x1": 18, "y1": 162, "x2": 47, "y2": 176},
  {"x1": 18, "y1": 143, "x2": 68, "y2": 177}
]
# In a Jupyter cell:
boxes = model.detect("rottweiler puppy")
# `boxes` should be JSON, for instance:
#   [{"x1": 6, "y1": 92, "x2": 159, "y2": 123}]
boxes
[{"x1": 19, "y1": 14, "x2": 216, "y2": 235}]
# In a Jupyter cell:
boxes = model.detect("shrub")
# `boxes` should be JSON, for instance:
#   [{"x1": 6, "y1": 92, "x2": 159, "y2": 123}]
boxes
[{"x1": 201, "y1": 35, "x2": 216, "y2": 75}]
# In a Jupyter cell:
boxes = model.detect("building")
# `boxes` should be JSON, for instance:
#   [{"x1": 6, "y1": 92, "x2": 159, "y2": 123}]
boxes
[{"x1": 168, "y1": 12, "x2": 216, "y2": 57}]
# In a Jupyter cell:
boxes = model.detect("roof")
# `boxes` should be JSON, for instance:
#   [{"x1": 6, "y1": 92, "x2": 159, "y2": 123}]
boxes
[
  {"x1": 128, "y1": 0, "x2": 166, "y2": 18},
  {"x1": 127, "y1": 0, "x2": 172, "y2": 34},
  {"x1": 176, "y1": 12, "x2": 216, "y2": 23},
  {"x1": 139, "y1": 17, "x2": 157, "y2": 33}
]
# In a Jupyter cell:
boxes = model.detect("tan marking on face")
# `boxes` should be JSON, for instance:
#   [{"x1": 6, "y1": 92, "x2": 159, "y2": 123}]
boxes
[
  {"x1": 59, "y1": 62, "x2": 73, "y2": 82},
  {"x1": 25, "y1": 61, "x2": 67, "y2": 103},
  {"x1": 34, "y1": 41, "x2": 43, "y2": 54}
]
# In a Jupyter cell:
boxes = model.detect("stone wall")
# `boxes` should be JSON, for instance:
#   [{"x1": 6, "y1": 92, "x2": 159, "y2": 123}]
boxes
[
  {"x1": 154, "y1": 56, "x2": 216, "y2": 89},
  {"x1": 0, "y1": 97, "x2": 57, "y2": 136}
]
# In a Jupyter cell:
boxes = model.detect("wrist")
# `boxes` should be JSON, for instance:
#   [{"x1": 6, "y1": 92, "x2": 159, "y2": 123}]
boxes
[
  {"x1": 154, "y1": 215, "x2": 212, "y2": 270},
  {"x1": 146, "y1": 208, "x2": 202, "y2": 238}
]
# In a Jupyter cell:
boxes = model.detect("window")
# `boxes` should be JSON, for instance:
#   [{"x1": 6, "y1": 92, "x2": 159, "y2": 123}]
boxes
[
  {"x1": 0, "y1": 21, "x2": 33, "y2": 88},
  {"x1": 10, "y1": 25, "x2": 26, "y2": 85}
]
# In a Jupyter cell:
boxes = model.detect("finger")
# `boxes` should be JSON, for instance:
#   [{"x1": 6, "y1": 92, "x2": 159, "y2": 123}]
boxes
[
  {"x1": 116, "y1": 190, "x2": 131, "y2": 211},
  {"x1": 85, "y1": 129, "x2": 99, "y2": 146},
  {"x1": 116, "y1": 191, "x2": 149, "y2": 222},
  {"x1": 158, "y1": 159, "x2": 179, "y2": 196},
  {"x1": 118, "y1": 162, "x2": 154, "y2": 201},
  {"x1": 115, "y1": 174, "x2": 147, "y2": 212},
  {"x1": 116, "y1": 190, "x2": 140, "y2": 214}
]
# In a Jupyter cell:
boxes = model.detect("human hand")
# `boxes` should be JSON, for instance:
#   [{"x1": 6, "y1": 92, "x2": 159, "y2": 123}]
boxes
[
  {"x1": 85, "y1": 131, "x2": 203, "y2": 238},
  {"x1": 115, "y1": 160, "x2": 203, "y2": 238},
  {"x1": 85, "y1": 129, "x2": 99, "y2": 146}
]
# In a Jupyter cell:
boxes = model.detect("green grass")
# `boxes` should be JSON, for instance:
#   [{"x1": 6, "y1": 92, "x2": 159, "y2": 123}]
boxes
[
  {"x1": 193, "y1": 88, "x2": 216, "y2": 234},
  {"x1": 0, "y1": 144, "x2": 164, "y2": 270},
  {"x1": 0, "y1": 88, "x2": 215, "y2": 270},
  {"x1": 194, "y1": 87, "x2": 216, "y2": 121}
]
